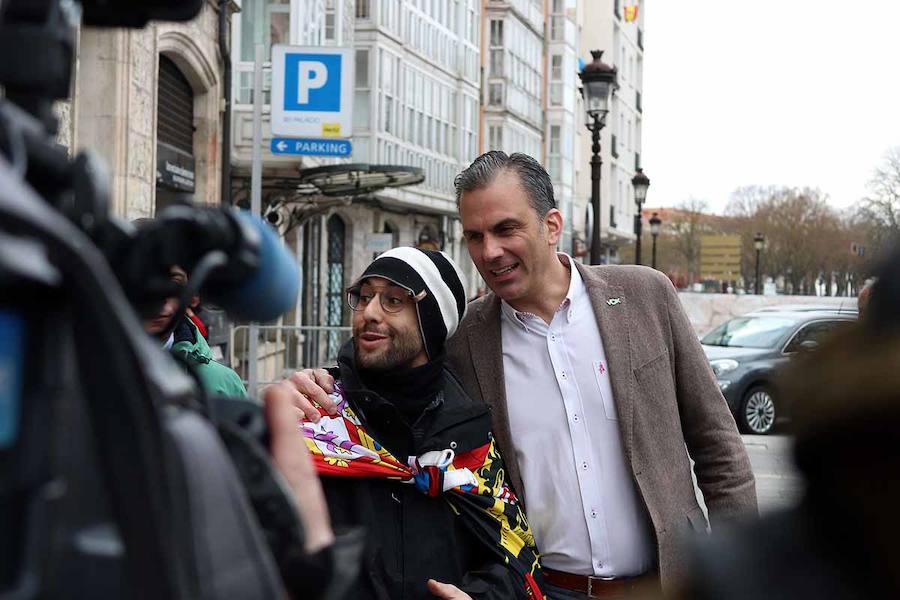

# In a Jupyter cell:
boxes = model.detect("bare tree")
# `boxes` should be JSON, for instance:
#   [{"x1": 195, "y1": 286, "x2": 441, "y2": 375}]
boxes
[
  {"x1": 857, "y1": 147, "x2": 900, "y2": 250},
  {"x1": 669, "y1": 197, "x2": 711, "y2": 285}
]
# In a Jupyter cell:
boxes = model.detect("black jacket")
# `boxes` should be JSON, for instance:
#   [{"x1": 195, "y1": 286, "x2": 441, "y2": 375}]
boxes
[{"x1": 322, "y1": 343, "x2": 528, "y2": 600}]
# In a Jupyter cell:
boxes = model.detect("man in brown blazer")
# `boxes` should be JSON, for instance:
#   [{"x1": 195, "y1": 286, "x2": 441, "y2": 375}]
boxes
[{"x1": 448, "y1": 151, "x2": 756, "y2": 598}]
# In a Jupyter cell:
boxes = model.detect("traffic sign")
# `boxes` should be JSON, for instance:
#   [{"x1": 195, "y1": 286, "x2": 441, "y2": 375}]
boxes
[
  {"x1": 700, "y1": 235, "x2": 742, "y2": 280},
  {"x1": 271, "y1": 45, "x2": 354, "y2": 139},
  {"x1": 270, "y1": 137, "x2": 352, "y2": 157}
]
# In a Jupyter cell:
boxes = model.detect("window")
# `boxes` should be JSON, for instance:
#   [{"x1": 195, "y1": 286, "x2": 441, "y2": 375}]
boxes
[
  {"x1": 326, "y1": 215, "x2": 346, "y2": 358},
  {"x1": 491, "y1": 50, "x2": 503, "y2": 77},
  {"x1": 549, "y1": 125, "x2": 561, "y2": 154},
  {"x1": 784, "y1": 321, "x2": 848, "y2": 353},
  {"x1": 240, "y1": 0, "x2": 289, "y2": 62},
  {"x1": 356, "y1": 0, "x2": 370, "y2": 19},
  {"x1": 611, "y1": 134, "x2": 618, "y2": 158},
  {"x1": 324, "y1": 0, "x2": 336, "y2": 41},
  {"x1": 488, "y1": 83, "x2": 503, "y2": 106},
  {"x1": 488, "y1": 125, "x2": 503, "y2": 150},
  {"x1": 549, "y1": 83, "x2": 562, "y2": 106},
  {"x1": 550, "y1": 16, "x2": 563, "y2": 41},
  {"x1": 636, "y1": 90, "x2": 642, "y2": 113},
  {"x1": 355, "y1": 50, "x2": 369, "y2": 87},
  {"x1": 490, "y1": 19, "x2": 504, "y2": 46},
  {"x1": 384, "y1": 96, "x2": 394, "y2": 133},
  {"x1": 551, "y1": 54, "x2": 562, "y2": 80}
]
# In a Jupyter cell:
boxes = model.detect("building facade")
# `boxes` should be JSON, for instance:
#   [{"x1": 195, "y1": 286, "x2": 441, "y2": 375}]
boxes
[
  {"x1": 481, "y1": 0, "x2": 544, "y2": 164},
  {"x1": 545, "y1": 0, "x2": 580, "y2": 253},
  {"x1": 229, "y1": 0, "x2": 482, "y2": 369},
  {"x1": 575, "y1": 0, "x2": 645, "y2": 263},
  {"x1": 63, "y1": 1, "x2": 231, "y2": 220}
]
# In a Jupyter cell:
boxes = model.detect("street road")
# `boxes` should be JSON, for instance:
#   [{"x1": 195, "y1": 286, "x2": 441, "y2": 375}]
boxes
[
  {"x1": 742, "y1": 434, "x2": 804, "y2": 514},
  {"x1": 694, "y1": 434, "x2": 804, "y2": 517}
]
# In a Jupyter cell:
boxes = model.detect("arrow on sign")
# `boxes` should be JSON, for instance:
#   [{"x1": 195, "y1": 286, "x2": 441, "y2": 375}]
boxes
[{"x1": 270, "y1": 137, "x2": 352, "y2": 157}]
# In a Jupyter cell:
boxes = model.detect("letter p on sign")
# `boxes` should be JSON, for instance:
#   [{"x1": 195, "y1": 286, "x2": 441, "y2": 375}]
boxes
[
  {"x1": 283, "y1": 53, "x2": 342, "y2": 112},
  {"x1": 297, "y1": 61, "x2": 327, "y2": 104}
]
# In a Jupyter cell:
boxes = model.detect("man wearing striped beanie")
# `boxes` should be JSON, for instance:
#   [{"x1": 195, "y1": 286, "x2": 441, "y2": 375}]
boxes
[{"x1": 295, "y1": 247, "x2": 545, "y2": 600}]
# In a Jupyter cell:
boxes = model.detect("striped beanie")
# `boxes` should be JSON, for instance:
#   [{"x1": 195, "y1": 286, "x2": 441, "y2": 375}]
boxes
[{"x1": 351, "y1": 247, "x2": 468, "y2": 359}]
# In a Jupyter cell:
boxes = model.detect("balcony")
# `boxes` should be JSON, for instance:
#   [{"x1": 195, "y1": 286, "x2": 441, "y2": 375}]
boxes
[{"x1": 611, "y1": 134, "x2": 619, "y2": 158}]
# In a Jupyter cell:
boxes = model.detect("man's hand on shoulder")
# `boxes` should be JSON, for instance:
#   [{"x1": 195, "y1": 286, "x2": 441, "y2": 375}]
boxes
[
  {"x1": 280, "y1": 368, "x2": 338, "y2": 422},
  {"x1": 427, "y1": 579, "x2": 473, "y2": 599}
]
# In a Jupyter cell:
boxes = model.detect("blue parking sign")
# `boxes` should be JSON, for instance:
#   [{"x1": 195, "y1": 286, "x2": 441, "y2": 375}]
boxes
[
  {"x1": 271, "y1": 45, "x2": 354, "y2": 138},
  {"x1": 283, "y1": 53, "x2": 342, "y2": 112}
]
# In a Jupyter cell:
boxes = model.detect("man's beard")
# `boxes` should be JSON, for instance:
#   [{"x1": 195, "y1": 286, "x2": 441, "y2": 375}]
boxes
[{"x1": 353, "y1": 324, "x2": 424, "y2": 371}]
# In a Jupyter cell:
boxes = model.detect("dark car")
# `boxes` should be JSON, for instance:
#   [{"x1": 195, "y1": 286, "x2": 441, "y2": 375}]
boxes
[{"x1": 701, "y1": 308, "x2": 856, "y2": 435}]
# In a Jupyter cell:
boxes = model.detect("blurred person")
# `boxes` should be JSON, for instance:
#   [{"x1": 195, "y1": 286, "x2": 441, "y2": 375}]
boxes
[
  {"x1": 186, "y1": 295, "x2": 208, "y2": 339},
  {"x1": 290, "y1": 248, "x2": 544, "y2": 600},
  {"x1": 674, "y1": 241, "x2": 900, "y2": 599},
  {"x1": 856, "y1": 277, "x2": 876, "y2": 320},
  {"x1": 143, "y1": 264, "x2": 246, "y2": 398}
]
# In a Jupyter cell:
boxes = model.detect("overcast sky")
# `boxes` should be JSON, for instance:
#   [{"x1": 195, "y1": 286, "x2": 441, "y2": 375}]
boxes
[{"x1": 641, "y1": 0, "x2": 900, "y2": 214}]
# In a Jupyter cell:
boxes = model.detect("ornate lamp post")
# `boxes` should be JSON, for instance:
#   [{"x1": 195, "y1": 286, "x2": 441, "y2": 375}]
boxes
[
  {"x1": 579, "y1": 50, "x2": 618, "y2": 265},
  {"x1": 754, "y1": 232, "x2": 765, "y2": 295},
  {"x1": 649, "y1": 212, "x2": 662, "y2": 270},
  {"x1": 631, "y1": 168, "x2": 650, "y2": 264}
]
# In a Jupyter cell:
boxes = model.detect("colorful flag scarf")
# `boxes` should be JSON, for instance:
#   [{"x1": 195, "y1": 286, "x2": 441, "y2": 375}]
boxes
[{"x1": 302, "y1": 383, "x2": 545, "y2": 599}]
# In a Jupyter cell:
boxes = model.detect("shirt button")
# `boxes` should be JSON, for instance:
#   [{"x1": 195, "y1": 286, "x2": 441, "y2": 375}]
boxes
[
  {"x1": 573, "y1": 414, "x2": 580, "y2": 422},
  {"x1": 560, "y1": 371, "x2": 567, "y2": 379},
  {"x1": 591, "y1": 510, "x2": 597, "y2": 518},
  {"x1": 582, "y1": 462, "x2": 589, "y2": 470}
]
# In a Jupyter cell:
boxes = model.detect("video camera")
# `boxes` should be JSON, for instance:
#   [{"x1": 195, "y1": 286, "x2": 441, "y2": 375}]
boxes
[{"x1": 0, "y1": 1, "x2": 339, "y2": 597}]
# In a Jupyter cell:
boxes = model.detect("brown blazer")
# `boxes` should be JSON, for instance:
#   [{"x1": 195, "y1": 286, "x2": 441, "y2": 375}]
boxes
[{"x1": 447, "y1": 263, "x2": 757, "y2": 589}]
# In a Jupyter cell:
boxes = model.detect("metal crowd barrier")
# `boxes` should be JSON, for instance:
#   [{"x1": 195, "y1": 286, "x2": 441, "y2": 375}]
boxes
[{"x1": 229, "y1": 325, "x2": 352, "y2": 393}]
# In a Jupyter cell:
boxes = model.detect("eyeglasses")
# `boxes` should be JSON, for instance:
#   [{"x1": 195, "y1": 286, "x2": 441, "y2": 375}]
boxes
[{"x1": 346, "y1": 284, "x2": 427, "y2": 314}]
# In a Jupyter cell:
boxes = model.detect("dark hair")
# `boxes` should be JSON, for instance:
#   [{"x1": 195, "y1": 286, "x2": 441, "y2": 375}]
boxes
[{"x1": 454, "y1": 151, "x2": 556, "y2": 220}]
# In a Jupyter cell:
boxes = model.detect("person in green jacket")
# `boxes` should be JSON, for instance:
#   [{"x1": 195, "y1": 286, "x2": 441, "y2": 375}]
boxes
[{"x1": 143, "y1": 264, "x2": 247, "y2": 398}]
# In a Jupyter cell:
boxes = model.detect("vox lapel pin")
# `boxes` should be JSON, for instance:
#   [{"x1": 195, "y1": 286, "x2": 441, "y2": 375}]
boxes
[{"x1": 606, "y1": 297, "x2": 622, "y2": 306}]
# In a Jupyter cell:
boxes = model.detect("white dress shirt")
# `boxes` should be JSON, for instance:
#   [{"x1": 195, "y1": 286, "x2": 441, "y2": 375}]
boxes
[{"x1": 500, "y1": 254, "x2": 655, "y2": 576}]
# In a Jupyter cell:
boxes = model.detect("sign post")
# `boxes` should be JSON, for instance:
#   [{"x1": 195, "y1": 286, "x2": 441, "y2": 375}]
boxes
[
  {"x1": 270, "y1": 45, "x2": 354, "y2": 142},
  {"x1": 700, "y1": 235, "x2": 743, "y2": 283},
  {"x1": 248, "y1": 43, "x2": 264, "y2": 399}
]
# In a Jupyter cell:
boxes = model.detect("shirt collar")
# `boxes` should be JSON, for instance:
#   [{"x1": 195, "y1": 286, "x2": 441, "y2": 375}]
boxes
[{"x1": 500, "y1": 253, "x2": 585, "y2": 331}]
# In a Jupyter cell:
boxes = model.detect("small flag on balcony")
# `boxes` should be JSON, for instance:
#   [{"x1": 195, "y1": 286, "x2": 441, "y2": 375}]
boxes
[{"x1": 624, "y1": 4, "x2": 639, "y2": 22}]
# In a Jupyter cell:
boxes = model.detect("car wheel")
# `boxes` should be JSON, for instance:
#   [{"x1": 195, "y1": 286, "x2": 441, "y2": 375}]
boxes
[{"x1": 739, "y1": 386, "x2": 777, "y2": 435}]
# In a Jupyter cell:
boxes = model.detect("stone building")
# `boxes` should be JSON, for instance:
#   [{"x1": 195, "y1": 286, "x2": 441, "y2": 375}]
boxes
[{"x1": 59, "y1": 1, "x2": 233, "y2": 220}]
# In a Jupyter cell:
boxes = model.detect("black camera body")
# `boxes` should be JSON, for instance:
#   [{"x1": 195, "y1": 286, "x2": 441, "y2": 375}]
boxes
[{"x1": 0, "y1": 2, "x2": 317, "y2": 598}]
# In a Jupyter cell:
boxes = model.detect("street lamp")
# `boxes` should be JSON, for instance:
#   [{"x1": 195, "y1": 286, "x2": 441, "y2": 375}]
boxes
[
  {"x1": 631, "y1": 168, "x2": 650, "y2": 265},
  {"x1": 649, "y1": 212, "x2": 662, "y2": 270},
  {"x1": 753, "y1": 232, "x2": 765, "y2": 295},
  {"x1": 579, "y1": 50, "x2": 618, "y2": 265}
]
